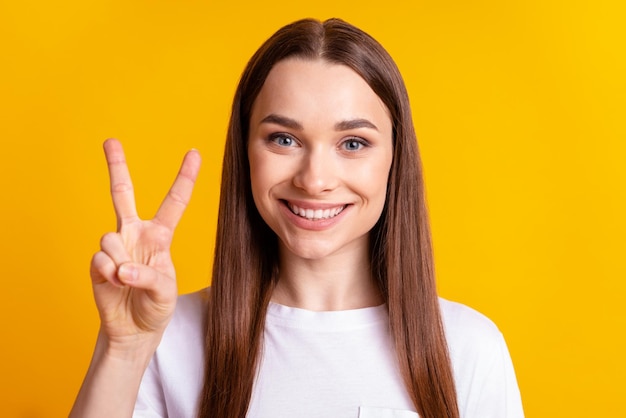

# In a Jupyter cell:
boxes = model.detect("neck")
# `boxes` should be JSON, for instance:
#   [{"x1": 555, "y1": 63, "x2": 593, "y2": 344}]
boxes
[{"x1": 272, "y1": 243, "x2": 383, "y2": 311}]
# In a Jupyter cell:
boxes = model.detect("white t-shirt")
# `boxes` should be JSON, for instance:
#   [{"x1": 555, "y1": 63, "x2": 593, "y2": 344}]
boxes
[{"x1": 134, "y1": 289, "x2": 524, "y2": 417}]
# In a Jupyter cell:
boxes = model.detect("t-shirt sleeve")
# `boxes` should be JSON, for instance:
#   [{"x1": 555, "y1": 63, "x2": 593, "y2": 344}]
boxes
[
  {"x1": 132, "y1": 289, "x2": 208, "y2": 417},
  {"x1": 133, "y1": 354, "x2": 167, "y2": 417},
  {"x1": 462, "y1": 331, "x2": 524, "y2": 418},
  {"x1": 441, "y1": 299, "x2": 524, "y2": 418}
]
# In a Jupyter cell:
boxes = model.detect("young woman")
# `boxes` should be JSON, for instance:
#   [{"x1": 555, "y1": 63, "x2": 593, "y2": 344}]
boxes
[{"x1": 71, "y1": 18, "x2": 524, "y2": 418}]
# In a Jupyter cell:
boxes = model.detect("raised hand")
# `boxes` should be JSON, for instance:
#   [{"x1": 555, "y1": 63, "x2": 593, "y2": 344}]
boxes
[
  {"x1": 71, "y1": 139, "x2": 201, "y2": 417},
  {"x1": 90, "y1": 138, "x2": 202, "y2": 349}
]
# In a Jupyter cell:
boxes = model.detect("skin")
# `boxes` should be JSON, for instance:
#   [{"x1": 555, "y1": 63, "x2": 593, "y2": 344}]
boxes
[
  {"x1": 248, "y1": 58, "x2": 394, "y2": 311},
  {"x1": 70, "y1": 139, "x2": 201, "y2": 417},
  {"x1": 71, "y1": 57, "x2": 394, "y2": 416}
]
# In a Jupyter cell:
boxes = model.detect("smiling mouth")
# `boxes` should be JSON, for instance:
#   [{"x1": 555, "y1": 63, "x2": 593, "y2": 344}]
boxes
[{"x1": 286, "y1": 202, "x2": 347, "y2": 220}]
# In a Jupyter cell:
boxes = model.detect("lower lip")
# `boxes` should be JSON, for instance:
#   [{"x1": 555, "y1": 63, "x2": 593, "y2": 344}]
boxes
[{"x1": 280, "y1": 201, "x2": 349, "y2": 231}]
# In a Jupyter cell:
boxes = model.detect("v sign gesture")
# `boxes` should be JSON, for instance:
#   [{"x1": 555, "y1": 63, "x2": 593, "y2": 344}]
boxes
[
  {"x1": 71, "y1": 139, "x2": 201, "y2": 418},
  {"x1": 92, "y1": 138, "x2": 201, "y2": 342}
]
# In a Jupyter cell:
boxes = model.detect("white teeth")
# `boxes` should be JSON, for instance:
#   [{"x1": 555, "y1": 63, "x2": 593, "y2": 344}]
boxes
[{"x1": 288, "y1": 203, "x2": 345, "y2": 220}]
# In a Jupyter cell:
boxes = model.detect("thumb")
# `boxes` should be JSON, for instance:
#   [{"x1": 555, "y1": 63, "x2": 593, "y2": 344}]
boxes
[{"x1": 117, "y1": 263, "x2": 176, "y2": 301}]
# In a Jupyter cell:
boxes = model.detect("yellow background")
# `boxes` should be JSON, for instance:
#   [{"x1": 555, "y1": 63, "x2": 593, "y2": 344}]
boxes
[{"x1": 1, "y1": 1, "x2": 624, "y2": 416}]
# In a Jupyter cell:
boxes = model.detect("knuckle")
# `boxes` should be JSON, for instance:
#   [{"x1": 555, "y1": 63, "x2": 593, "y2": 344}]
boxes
[
  {"x1": 110, "y1": 181, "x2": 134, "y2": 194},
  {"x1": 90, "y1": 251, "x2": 104, "y2": 267},
  {"x1": 99, "y1": 232, "x2": 118, "y2": 248},
  {"x1": 167, "y1": 189, "x2": 189, "y2": 207},
  {"x1": 90, "y1": 251, "x2": 114, "y2": 277}
]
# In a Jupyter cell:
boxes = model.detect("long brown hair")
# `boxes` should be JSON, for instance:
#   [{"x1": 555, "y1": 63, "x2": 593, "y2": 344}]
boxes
[{"x1": 199, "y1": 18, "x2": 459, "y2": 418}]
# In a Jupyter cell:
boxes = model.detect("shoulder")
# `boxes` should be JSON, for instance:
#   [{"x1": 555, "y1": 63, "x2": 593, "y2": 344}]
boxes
[
  {"x1": 438, "y1": 299, "x2": 525, "y2": 417},
  {"x1": 438, "y1": 298, "x2": 505, "y2": 362},
  {"x1": 439, "y1": 298, "x2": 502, "y2": 338}
]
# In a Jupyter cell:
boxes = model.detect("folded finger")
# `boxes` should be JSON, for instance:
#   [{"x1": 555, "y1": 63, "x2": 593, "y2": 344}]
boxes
[
  {"x1": 99, "y1": 232, "x2": 131, "y2": 267},
  {"x1": 117, "y1": 262, "x2": 177, "y2": 304},
  {"x1": 90, "y1": 251, "x2": 123, "y2": 287},
  {"x1": 104, "y1": 138, "x2": 139, "y2": 229},
  {"x1": 154, "y1": 149, "x2": 201, "y2": 230}
]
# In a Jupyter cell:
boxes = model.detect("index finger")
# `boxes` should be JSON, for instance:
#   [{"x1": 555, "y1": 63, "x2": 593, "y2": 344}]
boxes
[
  {"x1": 103, "y1": 138, "x2": 138, "y2": 229},
  {"x1": 154, "y1": 148, "x2": 202, "y2": 231}
]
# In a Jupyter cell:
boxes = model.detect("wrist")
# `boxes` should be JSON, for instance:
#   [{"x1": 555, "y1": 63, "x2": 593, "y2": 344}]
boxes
[
  {"x1": 70, "y1": 329, "x2": 161, "y2": 418},
  {"x1": 95, "y1": 328, "x2": 162, "y2": 367}
]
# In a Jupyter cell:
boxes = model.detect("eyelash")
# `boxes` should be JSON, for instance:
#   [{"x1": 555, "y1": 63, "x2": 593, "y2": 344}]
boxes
[
  {"x1": 267, "y1": 133, "x2": 370, "y2": 152},
  {"x1": 269, "y1": 133, "x2": 297, "y2": 147},
  {"x1": 341, "y1": 137, "x2": 369, "y2": 152}
]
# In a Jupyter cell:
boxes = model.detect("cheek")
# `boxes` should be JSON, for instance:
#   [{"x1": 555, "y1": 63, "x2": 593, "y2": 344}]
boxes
[
  {"x1": 370, "y1": 159, "x2": 393, "y2": 220},
  {"x1": 360, "y1": 156, "x2": 393, "y2": 200},
  {"x1": 248, "y1": 150, "x2": 281, "y2": 219}
]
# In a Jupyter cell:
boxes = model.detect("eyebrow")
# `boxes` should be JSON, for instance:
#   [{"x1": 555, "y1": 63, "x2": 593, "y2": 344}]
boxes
[
  {"x1": 259, "y1": 114, "x2": 379, "y2": 132},
  {"x1": 334, "y1": 118, "x2": 379, "y2": 132},
  {"x1": 260, "y1": 114, "x2": 303, "y2": 130}
]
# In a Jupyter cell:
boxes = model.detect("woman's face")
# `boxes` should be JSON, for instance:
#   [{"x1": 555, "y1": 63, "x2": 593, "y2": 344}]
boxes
[{"x1": 248, "y1": 58, "x2": 393, "y2": 262}]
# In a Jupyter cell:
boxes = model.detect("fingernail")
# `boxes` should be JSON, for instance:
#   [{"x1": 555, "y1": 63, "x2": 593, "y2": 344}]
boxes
[{"x1": 118, "y1": 264, "x2": 137, "y2": 283}]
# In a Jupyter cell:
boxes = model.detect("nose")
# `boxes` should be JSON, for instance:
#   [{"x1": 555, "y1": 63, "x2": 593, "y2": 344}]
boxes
[{"x1": 293, "y1": 148, "x2": 339, "y2": 195}]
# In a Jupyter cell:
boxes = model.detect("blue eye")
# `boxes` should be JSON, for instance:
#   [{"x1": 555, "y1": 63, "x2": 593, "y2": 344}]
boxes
[
  {"x1": 270, "y1": 133, "x2": 296, "y2": 147},
  {"x1": 342, "y1": 138, "x2": 368, "y2": 151}
]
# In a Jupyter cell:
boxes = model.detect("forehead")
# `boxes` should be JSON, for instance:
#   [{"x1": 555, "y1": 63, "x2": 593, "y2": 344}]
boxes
[{"x1": 250, "y1": 58, "x2": 391, "y2": 131}]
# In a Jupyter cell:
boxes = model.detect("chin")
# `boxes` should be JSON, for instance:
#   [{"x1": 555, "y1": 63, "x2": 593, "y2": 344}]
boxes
[
  {"x1": 286, "y1": 246, "x2": 336, "y2": 261},
  {"x1": 279, "y1": 233, "x2": 368, "y2": 262},
  {"x1": 279, "y1": 238, "x2": 339, "y2": 261}
]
